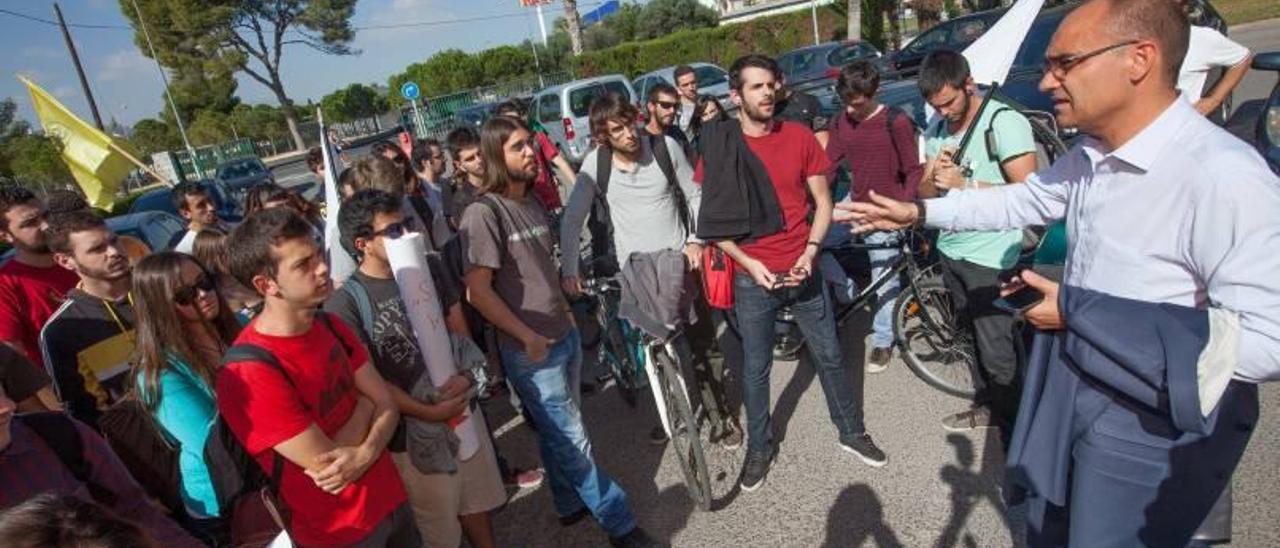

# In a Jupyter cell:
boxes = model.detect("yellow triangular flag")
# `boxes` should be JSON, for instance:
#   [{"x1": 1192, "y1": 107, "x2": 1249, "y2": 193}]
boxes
[{"x1": 19, "y1": 75, "x2": 141, "y2": 209}]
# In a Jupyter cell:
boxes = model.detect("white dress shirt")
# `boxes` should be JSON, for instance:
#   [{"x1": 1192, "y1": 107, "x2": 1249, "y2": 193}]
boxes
[
  {"x1": 927, "y1": 99, "x2": 1280, "y2": 383},
  {"x1": 1177, "y1": 26, "x2": 1251, "y2": 105}
]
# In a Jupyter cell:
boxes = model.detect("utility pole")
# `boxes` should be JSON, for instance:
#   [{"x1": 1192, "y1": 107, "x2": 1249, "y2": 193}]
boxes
[
  {"x1": 810, "y1": 0, "x2": 821, "y2": 46},
  {"x1": 54, "y1": 3, "x2": 104, "y2": 131},
  {"x1": 129, "y1": 0, "x2": 203, "y2": 181},
  {"x1": 535, "y1": 2, "x2": 549, "y2": 47}
]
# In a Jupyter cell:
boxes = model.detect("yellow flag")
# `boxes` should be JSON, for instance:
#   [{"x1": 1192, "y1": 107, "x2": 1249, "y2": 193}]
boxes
[{"x1": 19, "y1": 75, "x2": 140, "y2": 209}]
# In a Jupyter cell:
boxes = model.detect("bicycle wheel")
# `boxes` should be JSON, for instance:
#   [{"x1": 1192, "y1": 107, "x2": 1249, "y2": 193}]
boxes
[
  {"x1": 652, "y1": 346, "x2": 712, "y2": 510},
  {"x1": 893, "y1": 280, "x2": 978, "y2": 399},
  {"x1": 602, "y1": 319, "x2": 642, "y2": 407}
]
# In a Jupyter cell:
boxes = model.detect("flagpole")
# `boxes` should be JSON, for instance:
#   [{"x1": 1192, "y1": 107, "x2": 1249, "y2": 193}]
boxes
[
  {"x1": 53, "y1": 3, "x2": 104, "y2": 131},
  {"x1": 128, "y1": 0, "x2": 203, "y2": 180},
  {"x1": 105, "y1": 138, "x2": 170, "y2": 185}
]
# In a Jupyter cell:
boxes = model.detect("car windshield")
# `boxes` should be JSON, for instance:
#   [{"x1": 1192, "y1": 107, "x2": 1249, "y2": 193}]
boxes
[
  {"x1": 569, "y1": 81, "x2": 629, "y2": 117},
  {"x1": 217, "y1": 161, "x2": 263, "y2": 179},
  {"x1": 827, "y1": 44, "x2": 870, "y2": 66},
  {"x1": 694, "y1": 66, "x2": 727, "y2": 87}
]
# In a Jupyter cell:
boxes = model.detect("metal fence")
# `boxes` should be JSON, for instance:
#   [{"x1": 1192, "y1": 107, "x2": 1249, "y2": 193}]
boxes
[
  {"x1": 173, "y1": 139, "x2": 259, "y2": 181},
  {"x1": 400, "y1": 71, "x2": 576, "y2": 142}
]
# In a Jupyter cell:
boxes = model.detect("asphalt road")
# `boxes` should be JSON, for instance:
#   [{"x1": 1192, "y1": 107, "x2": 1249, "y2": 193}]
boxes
[{"x1": 267, "y1": 20, "x2": 1280, "y2": 548}]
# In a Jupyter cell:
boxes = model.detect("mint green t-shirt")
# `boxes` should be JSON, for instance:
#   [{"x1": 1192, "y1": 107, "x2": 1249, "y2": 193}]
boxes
[{"x1": 925, "y1": 97, "x2": 1036, "y2": 269}]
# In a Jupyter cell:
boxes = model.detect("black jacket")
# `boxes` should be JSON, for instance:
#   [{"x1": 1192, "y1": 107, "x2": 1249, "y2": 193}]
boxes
[{"x1": 695, "y1": 120, "x2": 784, "y2": 242}]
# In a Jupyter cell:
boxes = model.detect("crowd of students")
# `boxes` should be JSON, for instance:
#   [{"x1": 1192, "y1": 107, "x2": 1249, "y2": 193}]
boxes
[{"x1": 0, "y1": 1, "x2": 1274, "y2": 547}]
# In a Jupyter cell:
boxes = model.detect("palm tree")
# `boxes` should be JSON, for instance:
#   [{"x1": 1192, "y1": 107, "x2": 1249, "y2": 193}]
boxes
[
  {"x1": 847, "y1": 0, "x2": 862, "y2": 41},
  {"x1": 563, "y1": 0, "x2": 585, "y2": 55}
]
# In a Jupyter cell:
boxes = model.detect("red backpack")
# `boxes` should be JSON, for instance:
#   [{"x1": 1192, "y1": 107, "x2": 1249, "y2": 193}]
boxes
[{"x1": 701, "y1": 246, "x2": 735, "y2": 310}]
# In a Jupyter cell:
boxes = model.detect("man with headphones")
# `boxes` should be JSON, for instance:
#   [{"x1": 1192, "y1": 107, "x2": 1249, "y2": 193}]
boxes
[{"x1": 916, "y1": 49, "x2": 1038, "y2": 442}]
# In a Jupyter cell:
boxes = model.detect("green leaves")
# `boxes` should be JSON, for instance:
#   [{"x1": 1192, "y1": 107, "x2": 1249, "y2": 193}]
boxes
[{"x1": 320, "y1": 83, "x2": 389, "y2": 123}]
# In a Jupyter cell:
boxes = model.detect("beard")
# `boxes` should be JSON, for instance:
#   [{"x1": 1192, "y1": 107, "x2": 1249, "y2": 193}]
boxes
[
  {"x1": 80, "y1": 259, "x2": 131, "y2": 283},
  {"x1": 742, "y1": 100, "x2": 774, "y2": 124}
]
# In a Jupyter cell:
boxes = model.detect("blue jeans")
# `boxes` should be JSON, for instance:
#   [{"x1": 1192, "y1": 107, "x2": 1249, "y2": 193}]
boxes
[
  {"x1": 500, "y1": 328, "x2": 637, "y2": 538},
  {"x1": 818, "y1": 230, "x2": 901, "y2": 348},
  {"x1": 733, "y1": 271, "x2": 865, "y2": 455}
]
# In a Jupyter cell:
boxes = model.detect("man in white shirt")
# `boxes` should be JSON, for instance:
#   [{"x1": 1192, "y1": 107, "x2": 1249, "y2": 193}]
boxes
[
  {"x1": 838, "y1": 0, "x2": 1279, "y2": 545},
  {"x1": 171, "y1": 181, "x2": 224, "y2": 253},
  {"x1": 1175, "y1": 1, "x2": 1253, "y2": 118},
  {"x1": 674, "y1": 65, "x2": 699, "y2": 136},
  {"x1": 411, "y1": 138, "x2": 454, "y2": 249}
]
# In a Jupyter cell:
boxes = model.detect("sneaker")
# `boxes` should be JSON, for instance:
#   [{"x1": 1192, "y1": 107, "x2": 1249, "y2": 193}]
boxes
[
  {"x1": 610, "y1": 527, "x2": 665, "y2": 548},
  {"x1": 649, "y1": 425, "x2": 668, "y2": 444},
  {"x1": 941, "y1": 407, "x2": 999, "y2": 433},
  {"x1": 505, "y1": 467, "x2": 545, "y2": 489},
  {"x1": 739, "y1": 448, "x2": 774, "y2": 492},
  {"x1": 557, "y1": 507, "x2": 591, "y2": 527},
  {"x1": 839, "y1": 433, "x2": 888, "y2": 468},
  {"x1": 717, "y1": 421, "x2": 743, "y2": 450},
  {"x1": 866, "y1": 347, "x2": 893, "y2": 373}
]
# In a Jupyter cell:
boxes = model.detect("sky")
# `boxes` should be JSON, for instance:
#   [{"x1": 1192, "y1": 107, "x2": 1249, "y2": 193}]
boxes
[{"x1": 1, "y1": 0, "x2": 615, "y2": 128}]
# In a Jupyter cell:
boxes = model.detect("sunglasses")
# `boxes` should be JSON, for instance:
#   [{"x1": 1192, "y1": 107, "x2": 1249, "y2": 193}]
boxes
[
  {"x1": 371, "y1": 219, "x2": 415, "y2": 240},
  {"x1": 653, "y1": 100, "x2": 678, "y2": 110},
  {"x1": 175, "y1": 273, "x2": 217, "y2": 306}
]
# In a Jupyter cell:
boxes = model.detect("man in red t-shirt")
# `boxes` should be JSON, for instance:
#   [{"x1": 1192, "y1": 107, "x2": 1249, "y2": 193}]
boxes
[
  {"x1": 217, "y1": 208, "x2": 418, "y2": 547},
  {"x1": 496, "y1": 100, "x2": 576, "y2": 212},
  {"x1": 695, "y1": 55, "x2": 888, "y2": 493},
  {"x1": 0, "y1": 187, "x2": 79, "y2": 371}
]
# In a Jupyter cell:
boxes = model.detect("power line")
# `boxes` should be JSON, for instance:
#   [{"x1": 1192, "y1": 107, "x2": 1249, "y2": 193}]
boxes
[{"x1": 0, "y1": 7, "x2": 130, "y2": 29}]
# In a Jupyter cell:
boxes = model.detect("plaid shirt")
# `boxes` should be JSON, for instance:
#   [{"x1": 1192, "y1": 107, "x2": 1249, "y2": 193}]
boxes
[{"x1": 0, "y1": 416, "x2": 201, "y2": 547}]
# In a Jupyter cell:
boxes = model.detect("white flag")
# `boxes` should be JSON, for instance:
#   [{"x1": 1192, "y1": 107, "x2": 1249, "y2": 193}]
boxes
[
  {"x1": 319, "y1": 109, "x2": 358, "y2": 284},
  {"x1": 963, "y1": 0, "x2": 1046, "y2": 85}
]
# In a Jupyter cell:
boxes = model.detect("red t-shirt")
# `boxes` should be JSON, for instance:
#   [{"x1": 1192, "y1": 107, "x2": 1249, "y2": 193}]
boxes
[
  {"x1": 531, "y1": 131, "x2": 564, "y2": 211},
  {"x1": 215, "y1": 313, "x2": 406, "y2": 546},
  {"x1": 0, "y1": 260, "x2": 79, "y2": 368},
  {"x1": 695, "y1": 121, "x2": 831, "y2": 272}
]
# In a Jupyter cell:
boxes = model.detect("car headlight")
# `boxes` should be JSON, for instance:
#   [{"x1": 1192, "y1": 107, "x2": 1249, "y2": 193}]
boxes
[{"x1": 1266, "y1": 104, "x2": 1280, "y2": 147}]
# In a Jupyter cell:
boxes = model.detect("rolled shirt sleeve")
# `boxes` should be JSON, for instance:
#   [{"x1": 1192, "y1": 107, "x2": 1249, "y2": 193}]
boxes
[{"x1": 925, "y1": 147, "x2": 1076, "y2": 232}]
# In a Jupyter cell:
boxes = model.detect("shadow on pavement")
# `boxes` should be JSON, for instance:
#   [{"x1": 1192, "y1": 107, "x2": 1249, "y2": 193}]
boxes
[
  {"x1": 936, "y1": 432, "x2": 1016, "y2": 548},
  {"x1": 822, "y1": 483, "x2": 905, "y2": 547}
]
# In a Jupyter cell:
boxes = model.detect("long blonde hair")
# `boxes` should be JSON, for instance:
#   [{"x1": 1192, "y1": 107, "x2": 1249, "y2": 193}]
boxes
[{"x1": 131, "y1": 252, "x2": 241, "y2": 406}]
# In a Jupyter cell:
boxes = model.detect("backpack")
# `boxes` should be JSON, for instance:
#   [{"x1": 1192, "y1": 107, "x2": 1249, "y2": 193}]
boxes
[
  {"x1": 587, "y1": 133, "x2": 692, "y2": 277},
  {"x1": 882, "y1": 105, "x2": 920, "y2": 188},
  {"x1": 19, "y1": 412, "x2": 119, "y2": 507},
  {"x1": 96, "y1": 394, "x2": 186, "y2": 515}
]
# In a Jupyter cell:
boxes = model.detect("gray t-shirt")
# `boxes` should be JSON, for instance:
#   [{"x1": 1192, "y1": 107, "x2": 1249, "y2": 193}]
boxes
[
  {"x1": 459, "y1": 192, "x2": 572, "y2": 351},
  {"x1": 560, "y1": 135, "x2": 702, "y2": 277}
]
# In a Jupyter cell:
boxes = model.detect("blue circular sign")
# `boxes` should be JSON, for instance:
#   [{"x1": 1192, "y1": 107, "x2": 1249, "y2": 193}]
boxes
[{"x1": 400, "y1": 82, "x2": 420, "y2": 101}]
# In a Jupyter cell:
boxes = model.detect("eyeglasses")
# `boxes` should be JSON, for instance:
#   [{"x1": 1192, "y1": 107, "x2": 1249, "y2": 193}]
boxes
[
  {"x1": 1042, "y1": 40, "x2": 1139, "y2": 79},
  {"x1": 174, "y1": 273, "x2": 217, "y2": 306},
  {"x1": 371, "y1": 219, "x2": 415, "y2": 240},
  {"x1": 653, "y1": 100, "x2": 678, "y2": 110}
]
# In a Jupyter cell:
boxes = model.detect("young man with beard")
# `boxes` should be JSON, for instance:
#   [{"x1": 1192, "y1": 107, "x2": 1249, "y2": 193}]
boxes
[
  {"x1": 459, "y1": 116, "x2": 658, "y2": 548},
  {"x1": 0, "y1": 187, "x2": 79, "y2": 370},
  {"x1": 326, "y1": 190, "x2": 504, "y2": 548},
  {"x1": 673, "y1": 65, "x2": 700, "y2": 136},
  {"x1": 494, "y1": 100, "x2": 575, "y2": 213},
  {"x1": 446, "y1": 127, "x2": 485, "y2": 223},
  {"x1": 171, "y1": 182, "x2": 225, "y2": 254},
  {"x1": 39, "y1": 212, "x2": 137, "y2": 429},
  {"x1": 217, "y1": 208, "x2": 418, "y2": 547},
  {"x1": 643, "y1": 82, "x2": 692, "y2": 155},
  {"x1": 916, "y1": 50, "x2": 1037, "y2": 436},
  {"x1": 697, "y1": 54, "x2": 887, "y2": 493},
  {"x1": 560, "y1": 93, "x2": 742, "y2": 448},
  {"x1": 823, "y1": 60, "x2": 924, "y2": 371}
]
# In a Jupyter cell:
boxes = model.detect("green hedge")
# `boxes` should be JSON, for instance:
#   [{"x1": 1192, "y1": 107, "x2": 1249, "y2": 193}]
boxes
[{"x1": 571, "y1": 7, "x2": 849, "y2": 79}]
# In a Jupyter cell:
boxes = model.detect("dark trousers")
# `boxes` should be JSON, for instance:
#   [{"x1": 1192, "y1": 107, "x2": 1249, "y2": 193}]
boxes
[
  {"x1": 1027, "y1": 381, "x2": 1259, "y2": 548},
  {"x1": 940, "y1": 255, "x2": 1021, "y2": 425},
  {"x1": 686, "y1": 288, "x2": 739, "y2": 433},
  {"x1": 343, "y1": 503, "x2": 422, "y2": 548},
  {"x1": 733, "y1": 271, "x2": 864, "y2": 455}
]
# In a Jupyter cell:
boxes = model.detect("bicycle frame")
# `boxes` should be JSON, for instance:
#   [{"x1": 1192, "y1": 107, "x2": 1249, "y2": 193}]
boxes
[
  {"x1": 825, "y1": 231, "x2": 954, "y2": 342},
  {"x1": 642, "y1": 330, "x2": 688, "y2": 439}
]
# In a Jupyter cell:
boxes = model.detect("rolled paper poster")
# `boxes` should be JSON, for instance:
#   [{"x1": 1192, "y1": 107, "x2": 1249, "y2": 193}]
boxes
[{"x1": 386, "y1": 232, "x2": 480, "y2": 459}]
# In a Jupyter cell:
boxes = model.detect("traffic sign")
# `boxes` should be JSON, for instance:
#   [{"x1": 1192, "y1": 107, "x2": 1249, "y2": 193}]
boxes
[{"x1": 400, "y1": 82, "x2": 420, "y2": 101}]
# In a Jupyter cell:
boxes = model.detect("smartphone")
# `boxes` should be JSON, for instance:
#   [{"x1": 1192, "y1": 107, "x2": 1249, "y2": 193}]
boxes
[{"x1": 993, "y1": 285, "x2": 1045, "y2": 315}]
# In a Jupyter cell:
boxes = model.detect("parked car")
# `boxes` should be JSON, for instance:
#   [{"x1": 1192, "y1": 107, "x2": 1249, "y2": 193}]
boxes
[
  {"x1": 105, "y1": 211, "x2": 188, "y2": 253},
  {"x1": 1234, "y1": 52, "x2": 1280, "y2": 173},
  {"x1": 632, "y1": 62, "x2": 731, "y2": 104},
  {"x1": 454, "y1": 102, "x2": 504, "y2": 130},
  {"x1": 530, "y1": 75, "x2": 638, "y2": 163},
  {"x1": 777, "y1": 41, "x2": 882, "y2": 116},
  {"x1": 214, "y1": 157, "x2": 273, "y2": 194},
  {"x1": 128, "y1": 179, "x2": 243, "y2": 224},
  {"x1": 878, "y1": 9, "x2": 1007, "y2": 80},
  {"x1": 872, "y1": 1, "x2": 1226, "y2": 132}
]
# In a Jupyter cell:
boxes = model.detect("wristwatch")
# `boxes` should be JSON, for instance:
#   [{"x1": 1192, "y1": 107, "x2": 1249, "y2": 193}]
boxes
[{"x1": 913, "y1": 199, "x2": 927, "y2": 227}]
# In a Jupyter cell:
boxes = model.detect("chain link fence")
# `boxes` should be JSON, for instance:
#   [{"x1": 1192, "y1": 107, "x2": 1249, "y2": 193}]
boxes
[{"x1": 399, "y1": 71, "x2": 576, "y2": 142}]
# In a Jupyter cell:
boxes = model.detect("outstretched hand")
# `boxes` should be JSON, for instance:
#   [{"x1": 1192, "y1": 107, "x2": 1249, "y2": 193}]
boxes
[{"x1": 833, "y1": 191, "x2": 919, "y2": 234}]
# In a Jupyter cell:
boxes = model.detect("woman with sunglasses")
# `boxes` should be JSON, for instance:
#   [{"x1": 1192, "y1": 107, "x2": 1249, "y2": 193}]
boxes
[
  {"x1": 131, "y1": 252, "x2": 243, "y2": 546},
  {"x1": 191, "y1": 229, "x2": 262, "y2": 321},
  {"x1": 687, "y1": 94, "x2": 729, "y2": 163}
]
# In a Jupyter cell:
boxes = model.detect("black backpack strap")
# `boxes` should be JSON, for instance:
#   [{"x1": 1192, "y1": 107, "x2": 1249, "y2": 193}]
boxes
[
  {"x1": 19, "y1": 412, "x2": 118, "y2": 507},
  {"x1": 596, "y1": 145, "x2": 613, "y2": 196},
  {"x1": 649, "y1": 134, "x2": 693, "y2": 239},
  {"x1": 884, "y1": 106, "x2": 908, "y2": 187},
  {"x1": 222, "y1": 343, "x2": 306, "y2": 496}
]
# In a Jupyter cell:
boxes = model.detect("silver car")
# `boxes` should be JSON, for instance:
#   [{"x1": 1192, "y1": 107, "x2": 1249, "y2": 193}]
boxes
[
  {"x1": 631, "y1": 62, "x2": 731, "y2": 106},
  {"x1": 530, "y1": 75, "x2": 638, "y2": 164}
]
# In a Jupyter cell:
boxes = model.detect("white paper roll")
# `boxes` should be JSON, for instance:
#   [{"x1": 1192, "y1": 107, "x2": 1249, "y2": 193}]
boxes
[{"x1": 386, "y1": 232, "x2": 480, "y2": 459}]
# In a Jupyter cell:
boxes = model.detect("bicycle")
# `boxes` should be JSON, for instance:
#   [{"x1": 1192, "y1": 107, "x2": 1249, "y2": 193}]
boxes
[
  {"x1": 768, "y1": 230, "x2": 979, "y2": 399},
  {"x1": 579, "y1": 277, "x2": 647, "y2": 407},
  {"x1": 581, "y1": 276, "x2": 714, "y2": 511}
]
